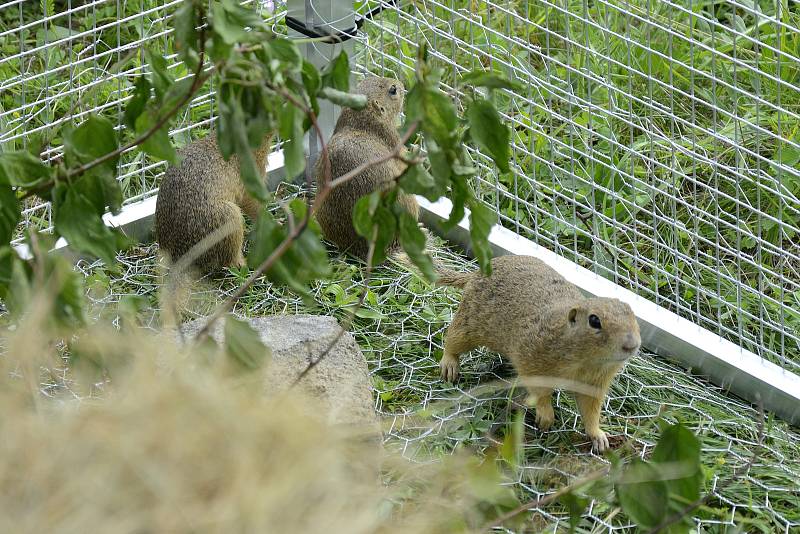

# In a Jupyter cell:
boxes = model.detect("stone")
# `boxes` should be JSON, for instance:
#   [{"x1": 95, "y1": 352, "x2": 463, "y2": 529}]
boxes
[{"x1": 181, "y1": 314, "x2": 378, "y2": 428}]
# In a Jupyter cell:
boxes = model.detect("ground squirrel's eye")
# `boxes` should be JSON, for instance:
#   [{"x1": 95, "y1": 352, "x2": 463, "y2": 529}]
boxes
[
  {"x1": 389, "y1": 85, "x2": 398, "y2": 96},
  {"x1": 588, "y1": 314, "x2": 602, "y2": 329}
]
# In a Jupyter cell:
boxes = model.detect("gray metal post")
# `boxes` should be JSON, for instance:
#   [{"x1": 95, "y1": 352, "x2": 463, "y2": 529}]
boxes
[{"x1": 286, "y1": 0, "x2": 355, "y2": 183}]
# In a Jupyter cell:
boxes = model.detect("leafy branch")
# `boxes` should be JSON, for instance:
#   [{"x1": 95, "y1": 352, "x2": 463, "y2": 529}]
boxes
[{"x1": 1, "y1": 1, "x2": 513, "y2": 393}]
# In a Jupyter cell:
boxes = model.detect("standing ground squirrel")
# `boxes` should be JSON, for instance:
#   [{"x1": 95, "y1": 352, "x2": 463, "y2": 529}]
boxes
[
  {"x1": 438, "y1": 255, "x2": 641, "y2": 451},
  {"x1": 314, "y1": 76, "x2": 419, "y2": 260},
  {"x1": 155, "y1": 135, "x2": 271, "y2": 271}
]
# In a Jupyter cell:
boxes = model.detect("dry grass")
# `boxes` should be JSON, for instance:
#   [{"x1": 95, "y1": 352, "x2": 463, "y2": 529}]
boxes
[{"x1": 0, "y1": 292, "x2": 512, "y2": 534}]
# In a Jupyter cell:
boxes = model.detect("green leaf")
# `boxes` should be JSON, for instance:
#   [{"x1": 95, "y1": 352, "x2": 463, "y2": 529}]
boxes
[
  {"x1": 560, "y1": 492, "x2": 589, "y2": 534},
  {"x1": 0, "y1": 246, "x2": 31, "y2": 315},
  {"x1": 426, "y1": 141, "x2": 452, "y2": 183},
  {"x1": 145, "y1": 49, "x2": 173, "y2": 97},
  {"x1": 209, "y1": 28, "x2": 233, "y2": 63},
  {"x1": 279, "y1": 101, "x2": 306, "y2": 180},
  {"x1": 63, "y1": 115, "x2": 118, "y2": 167},
  {"x1": 469, "y1": 200, "x2": 495, "y2": 275},
  {"x1": 301, "y1": 60, "x2": 321, "y2": 96},
  {"x1": 776, "y1": 144, "x2": 800, "y2": 167},
  {"x1": 651, "y1": 423, "x2": 704, "y2": 505},
  {"x1": 397, "y1": 211, "x2": 435, "y2": 281},
  {"x1": 616, "y1": 459, "x2": 670, "y2": 529},
  {"x1": 499, "y1": 410, "x2": 524, "y2": 468},
  {"x1": 352, "y1": 191, "x2": 379, "y2": 239},
  {"x1": 221, "y1": 98, "x2": 268, "y2": 202},
  {"x1": 63, "y1": 117, "x2": 121, "y2": 214},
  {"x1": 398, "y1": 162, "x2": 445, "y2": 201},
  {"x1": 224, "y1": 315, "x2": 270, "y2": 370},
  {"x1": 405, "y1": 84, "x2": 458, "y2": 148},
  {"x1": 460, "y1": 70, "x2": 524, "y2": 92},
  {"x1": 319, "y1": 87, "x2": 367, "y2": 110},
  {"x1": 161, "y1": 77, "x2": 195, "y2": 119},
  {"x1": 352, "y1": 191, "x2": 397, "y2": 266},
  {"x1": 134, "y1": 110, "x2": 178, "y2": 164},
  {"x1": 0, "y1": 245, "x2": 18, "y2": 296},
  {"x1": 444, "y1": 175, "x2": 468, "y2": 231},
  {"x1": 247, "y1": 206, "x2": 331, "y2": 293},
  {"x1": 321, "y1": 50, "x2": 350, "y2": 92},
  {"x1": 467, "y1": 98, "x2": 510, "y2": 173},
  {"x1": 0, "y1": 151, "x2": 52, "y2": 188},
  {"x1": 174, "y1": 1, "x2": 200, "y2": 70},
  {"x1": 54, "y1": 188, "x2": 120, "y2": 265},
  {"x1": 212, "y1": 0, "x2": 269, "y2": 45},
  {"x1": 210, "y1": 0, "x2": 249, "y2": 45},
  {"x1": 0, "y1": 185, "x2": 20, "y2": 245},
  {"x1": 51, "y1": 254, "x2": 87, "y2": 327},
  {"x1": 268, "y1": 39, "x2": 303, "y2": 72},
  {"x1": 353, "y1": 306, "x2": 386, "y2": 320},
  {"x1": 124, "y1": 76, "x2": 151, "y2": 130}
]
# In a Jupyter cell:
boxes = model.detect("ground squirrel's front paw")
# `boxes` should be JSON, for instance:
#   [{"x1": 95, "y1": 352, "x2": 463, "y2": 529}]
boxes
[
  {"x1": 535, "y1": 408, "x2": 554, "y2": 431},
  {"x1": 589, "y1": 430, "x2": 610, "y2": 452},
  {"x1": 440, "y1": 356, "x2": 460, "y2": 383}
]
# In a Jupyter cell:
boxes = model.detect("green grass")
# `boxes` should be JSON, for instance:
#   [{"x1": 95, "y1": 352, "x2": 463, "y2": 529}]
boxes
[
  {"x1": 77, "y1": 186, "x2": 800, "y2": 531},
  {"x1": 2, "y1": 1, "x2": 797, "y2": 367},
  {"x1": 356, "y1": 0, "x2": 800, "y2": 370}
]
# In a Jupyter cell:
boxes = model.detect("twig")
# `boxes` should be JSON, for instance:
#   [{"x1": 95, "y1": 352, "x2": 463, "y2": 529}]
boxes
[
  {"x1": 483, "y1": 467, "x2": 611, "y2": 531},
  {"x1": 327, "y1": 122, "x2": 418, "y2": 191},
  {"x1": 290, "y1": 227, "x2": 378, "y2": 386},
  {"x1": 193, "y1": 215, "x2": 311, "y2": 342}
]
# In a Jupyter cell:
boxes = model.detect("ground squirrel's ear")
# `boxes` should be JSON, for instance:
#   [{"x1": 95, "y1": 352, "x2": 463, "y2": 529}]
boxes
[
  {"x1": 568, "y1": 308, "x2": 578, "y2": 324},
  {"x1": 369, "y1": 99, "x2": 385, "y2": 116}
]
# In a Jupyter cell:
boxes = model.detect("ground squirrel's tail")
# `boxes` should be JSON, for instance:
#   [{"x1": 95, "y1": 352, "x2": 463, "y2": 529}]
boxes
[
  {"x1": 433, "y1": 269, "x2": 473, "y2": 288},
  {"x1": 390, "y1": 229, "x2": 475, "y2": 288}
]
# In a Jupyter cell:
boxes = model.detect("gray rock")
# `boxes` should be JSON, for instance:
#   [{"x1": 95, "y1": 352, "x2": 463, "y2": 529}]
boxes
[{"x1": 182, "y1": 315, "x2": 378, "y2": 428}]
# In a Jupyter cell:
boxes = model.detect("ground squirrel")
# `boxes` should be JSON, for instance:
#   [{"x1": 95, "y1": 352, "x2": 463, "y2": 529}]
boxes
[
  {"x1": 314, "y1": 76, "x2": 419, "y2": 260},
  {"x1": 155, "y1": 134, "x2": 271, "y2": 271},
  {"x1": 438, "y1": 255, "x2": 641, "y2": 452}
]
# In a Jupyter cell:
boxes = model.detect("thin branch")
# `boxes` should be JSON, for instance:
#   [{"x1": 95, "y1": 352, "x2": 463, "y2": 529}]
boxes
[
  {"x1": 326, "y1": 122, "x2": 418, "y2": 191},
  {"x1": 483, "y1": 467, "x2": 611, "y2": 531},
  {"x1": 290, "y1": 227, "x2": 378, "y2": 386},
  {"x1": 193, "y1": 214, "x2": 311, "y2": 342}
]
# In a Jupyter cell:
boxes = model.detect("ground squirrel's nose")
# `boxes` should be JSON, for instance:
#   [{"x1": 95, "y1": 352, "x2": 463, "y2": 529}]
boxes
[{"x1": 622, "y1": 332, "x2": 640, "y2": 353}]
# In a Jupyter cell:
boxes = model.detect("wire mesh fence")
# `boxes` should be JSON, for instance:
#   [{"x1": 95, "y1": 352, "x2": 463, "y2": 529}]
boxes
[
  {"x1": 3, "y1": 1, "x2": 800, "y2": 530},
  {"x1": 0, "y1": 0, "x2": 281, "y2": 240},
  {"x1": 73, "y1": 184, "x2": 800, "y2": 531},
  {"x1": 3, "y1": 1, "x2": 797, "y2": 370},
  {"x1": 353, "y1": 0, "x2": 800, "y2": 373}
]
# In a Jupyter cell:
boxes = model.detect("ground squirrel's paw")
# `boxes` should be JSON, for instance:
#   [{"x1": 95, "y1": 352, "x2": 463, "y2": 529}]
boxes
[
  {"x1": 535, "y1": 408, "x2": 554, "y2": 431},
  {"x1": 440, "y1": 356, "x2": 460, "y2": 383},
  {"x1": 589, "y1": 430, "x2": 610, "y2": 452}
]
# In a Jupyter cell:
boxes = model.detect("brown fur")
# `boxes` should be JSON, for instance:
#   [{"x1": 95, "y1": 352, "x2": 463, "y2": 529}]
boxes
[
  {"x1": 155, "y1": 135, "x2": 272, "y2": 272},
  {"x1": 314, "y1": 77, "x2": 419, "y2": 260},
  {"x1": 438, "y1": 255, "x2": 641, "y2": 452}
]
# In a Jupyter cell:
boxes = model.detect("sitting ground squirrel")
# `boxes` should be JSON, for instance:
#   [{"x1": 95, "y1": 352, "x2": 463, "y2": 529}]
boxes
[
  {"x1": 437, "y1": 255, "x2": 641, "y2": 452},
  {"x1": 314, "y1": 76, "x2": 419, "y2": 260},
  {"x1": 155, "y1": 135, "x2": 271, "y2": 271}
]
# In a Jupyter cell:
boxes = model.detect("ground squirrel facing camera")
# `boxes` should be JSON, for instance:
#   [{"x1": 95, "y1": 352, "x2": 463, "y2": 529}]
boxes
[
  {"x1": 155, "y1": 135, "x2": 271, "y2": 272},
  {"x1": 438, "y1": 255, "x2": 641, "y2": 451},
  {"x1": 314, "y1": 76, "x2": 419, "y2": 260}
]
